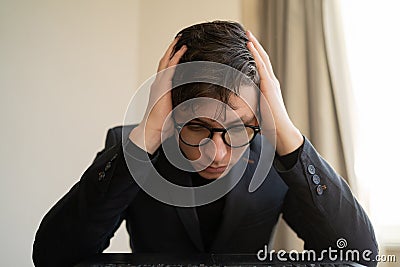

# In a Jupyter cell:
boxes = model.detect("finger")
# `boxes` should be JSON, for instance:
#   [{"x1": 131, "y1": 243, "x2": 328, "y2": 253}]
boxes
[
  {"x1": 246, "y1": 31, "x2": 277, "y2": 80},
  {"x1": 168, "y1": 45, "x2": 187, "y2": 67},
  {"x1": 248, "y1": 41, "x2": 285, "y2": 109},
  {"x1": 158, "y1": 45, "x2": 186, "y2": 102},
  {"x1": 158, "y1": 36, "x2": 181, "y2": 72},
  {"x1": 163, "y1": 45, "x2": 187, "y2": 81},
  {"x1": 151, "y1": 45, "x2": 187, "y2": 105},
  {"x1": 247, "y1": 41, "x2": 269, "y2": 84}
]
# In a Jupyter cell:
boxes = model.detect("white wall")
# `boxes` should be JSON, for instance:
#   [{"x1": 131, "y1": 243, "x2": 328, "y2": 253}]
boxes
[{"x1": 0, "y1": 0, "x2": 242, "y2": 266}]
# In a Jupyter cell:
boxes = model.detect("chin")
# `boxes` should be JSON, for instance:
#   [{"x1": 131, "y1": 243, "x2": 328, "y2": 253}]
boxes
[{"x1": 197, "y1": 169, "x2": 228, "y2": 180}]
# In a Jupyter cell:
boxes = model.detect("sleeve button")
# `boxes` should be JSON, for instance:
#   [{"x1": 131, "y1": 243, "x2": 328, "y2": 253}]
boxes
[
  {"x1": 98, "y1": 171, "x2": 106, "y2": 181},
  {"x1": 307, "y1": 164, "x2": 316, "y2": 175},
  {"x1": 105, "y1": 162, "x2": 112, "y2": 171},
  {"x1": 312, "y1": 174, "x2": 320, "y2": 185},
  {"x1": 316, "y1": 184, "x2": 327, "y2": 195}
]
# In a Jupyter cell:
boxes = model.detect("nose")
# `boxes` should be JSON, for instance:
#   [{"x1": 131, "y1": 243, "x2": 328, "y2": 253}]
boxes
[{"x1": 209, "y1": 132, "x2": 228, "y2": 163}]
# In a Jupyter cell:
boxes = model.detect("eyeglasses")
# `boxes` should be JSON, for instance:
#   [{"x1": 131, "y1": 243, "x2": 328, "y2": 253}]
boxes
[{"x1": 174, "y1": 122, "x2": 260, "y2": 148}]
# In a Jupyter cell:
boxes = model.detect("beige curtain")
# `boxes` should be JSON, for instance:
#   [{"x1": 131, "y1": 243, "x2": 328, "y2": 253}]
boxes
[{"x1": 242, "y1": 0, "x2": 357, "y2": 251}]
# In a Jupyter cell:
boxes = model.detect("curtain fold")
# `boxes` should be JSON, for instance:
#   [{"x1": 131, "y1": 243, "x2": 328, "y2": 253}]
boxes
[{"x1": 242, "y1": 0, "x2": 357, "y2": 251}]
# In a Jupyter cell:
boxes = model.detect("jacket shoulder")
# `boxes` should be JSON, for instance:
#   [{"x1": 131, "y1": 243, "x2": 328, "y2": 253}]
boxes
[{"x1": 104, "y1": 124, "x2": 138, "y2": 148}]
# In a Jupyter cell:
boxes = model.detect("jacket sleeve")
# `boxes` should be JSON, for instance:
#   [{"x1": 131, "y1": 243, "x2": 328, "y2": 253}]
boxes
[
  {"x1": 277, "y1": 136, "x2": 378, "y2": 266},
  {"x1": 32, "y1": 127, "x2": 158, "y2": 267}
]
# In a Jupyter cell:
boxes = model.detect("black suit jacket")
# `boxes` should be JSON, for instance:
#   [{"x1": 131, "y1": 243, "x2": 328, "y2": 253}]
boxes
[{"x1": 33, "y1": 125, "x2": 378, "y2": 266}]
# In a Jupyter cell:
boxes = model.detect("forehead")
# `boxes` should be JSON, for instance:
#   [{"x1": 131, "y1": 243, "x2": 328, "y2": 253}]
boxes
[{"x1": 173, "y1": 86, "x2": 258, "y2": 125}]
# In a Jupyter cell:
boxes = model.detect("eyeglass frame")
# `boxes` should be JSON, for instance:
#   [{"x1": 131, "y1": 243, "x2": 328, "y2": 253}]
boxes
[{"x1": 173, "y1": 121, "x2": 261, "y2": 148}]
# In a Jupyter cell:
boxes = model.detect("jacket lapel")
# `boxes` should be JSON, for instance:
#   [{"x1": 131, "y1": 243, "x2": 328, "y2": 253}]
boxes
[
  {"x1": 175, "y1": 205, "x2": 205, "y2": 252},
  {"x1": 210, "y1": 154, "x2": 253, "y2": 251},
  {"x1": 159, "y1": 138, "x2": 205, "y2": 252},
  {"x1": 210, "y1": 136, "x2": 262, "y2": 251},
  {"x1": 168, "y1": 169, "x2": 205, "y2": 252}
]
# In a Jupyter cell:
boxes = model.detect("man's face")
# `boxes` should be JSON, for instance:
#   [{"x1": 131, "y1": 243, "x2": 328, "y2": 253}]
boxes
[{"x1": 173, "y1": 88, "x2": 258, "y2": 179}]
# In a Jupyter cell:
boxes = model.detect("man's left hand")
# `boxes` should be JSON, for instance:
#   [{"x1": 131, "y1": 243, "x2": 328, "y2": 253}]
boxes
[{"x1": 246, "y1": 30, "x2": 303, "y2": 156}]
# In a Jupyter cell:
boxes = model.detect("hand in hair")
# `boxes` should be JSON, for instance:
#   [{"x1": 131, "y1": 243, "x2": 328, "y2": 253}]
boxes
[
  {"x1": 129, "y1": 37, "x2": 187, "y2": 154},
  {"x1": 246, "y1": 31, "x2": 303, "y2": 156}
]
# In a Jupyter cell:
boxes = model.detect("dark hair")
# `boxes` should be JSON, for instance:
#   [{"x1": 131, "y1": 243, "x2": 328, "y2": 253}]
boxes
[{"x1": 171, "y1": 21, "x2": 259, "y2": 110}]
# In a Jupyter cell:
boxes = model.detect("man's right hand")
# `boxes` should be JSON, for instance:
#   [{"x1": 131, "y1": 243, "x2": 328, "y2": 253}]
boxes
[{"x1": 129, "y1": 37, "x2": 187, "y2": 154}]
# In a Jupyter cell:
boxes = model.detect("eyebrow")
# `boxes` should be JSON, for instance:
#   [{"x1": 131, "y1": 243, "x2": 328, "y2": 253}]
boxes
[{"x1": 191, "y1": 116, "x2": 255, "y2": 126}]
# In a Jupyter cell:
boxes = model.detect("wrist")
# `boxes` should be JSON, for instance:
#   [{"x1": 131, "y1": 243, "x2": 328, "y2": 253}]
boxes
[
  {"x1": 275, "y1": 125, "x2": 303, "y2": 156},
  {"x1": 129, "y1": 124, "x2": 162, "y2": 155}
]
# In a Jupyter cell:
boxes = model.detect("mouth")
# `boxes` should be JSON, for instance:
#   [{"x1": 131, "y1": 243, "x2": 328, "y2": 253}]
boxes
[{"x1": 203, "y1": 166, "x2": 228, "y2": 173}]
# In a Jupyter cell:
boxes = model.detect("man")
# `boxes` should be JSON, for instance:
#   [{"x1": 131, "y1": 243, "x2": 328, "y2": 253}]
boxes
[{"x1": 33, "y1": 21, "x2": 378, "y2": 266}]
